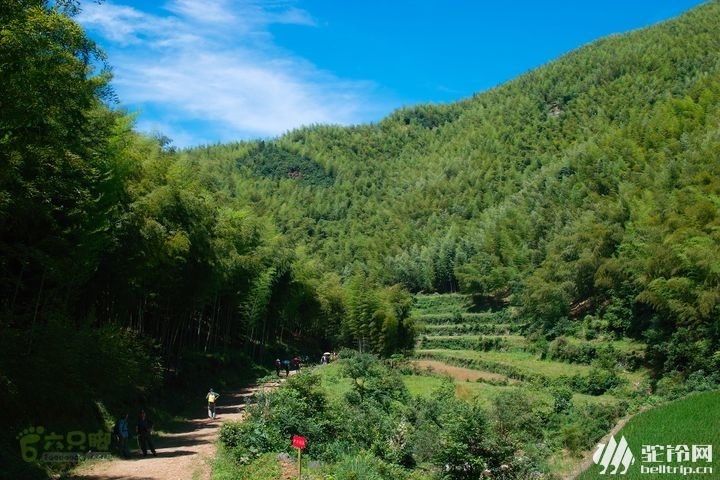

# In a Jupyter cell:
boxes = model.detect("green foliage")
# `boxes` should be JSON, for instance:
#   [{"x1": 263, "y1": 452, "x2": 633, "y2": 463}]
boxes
[
  {"x1": 551, "y1": 385, "x2": 574, "y2": 414},
  {"x1": 237, "y1": 141, "x2": 334, "y2": 187},
  {"x1": 219, "y1": 421, "x2": 279, "y2": 464},
  {"x1": 433, "y1": 400, "x2": 491, "y2": 479},
  {"x1": 491, "y1": 390, "x2": 544, "y2": 446},
  {"x1": 342, "y1": 278, "x2": 416, "y2": 356},
  {"x1": 553, "y1": 402, "x2": 627, "y2": 455},
  {"x1": 1, "y1": 0, "x2": 118, "y2": 326},
  {"x1": 223, "y1": 354, "x2": 556, "y2": 479},
  {"x1": 220, "y1": 371, "x2": 341, "y2": 463},
  {"x1": 0, "y1": 320, "x2": 162, "y2": 477},
  {"x1": 183, "y1": 0, "x2": 720, "y2": 383},
  {"x1": 212, "y1": 450, "x2": 281, "y2": 480},
  {"x1": 327, "y1": 451, "x2": 385, "y2": 480}
]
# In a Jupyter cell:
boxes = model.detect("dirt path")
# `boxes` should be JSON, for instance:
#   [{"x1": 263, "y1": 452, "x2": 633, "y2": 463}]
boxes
[
  {"x1": 72, "y1": 380, "x2": 283, "y2": 480},
  {"x1": 564, "y1": 411, "x2": 641, "y2": 480}
]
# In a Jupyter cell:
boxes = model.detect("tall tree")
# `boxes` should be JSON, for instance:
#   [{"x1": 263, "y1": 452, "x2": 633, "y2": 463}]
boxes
[{"x1": 0, "y1": 0, "x2": 116, "y2": 326}]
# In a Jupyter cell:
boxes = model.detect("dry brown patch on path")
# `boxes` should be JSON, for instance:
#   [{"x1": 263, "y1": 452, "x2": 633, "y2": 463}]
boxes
[{"x1": 71, "y1": 382, "x2": 283, "y2": 480}]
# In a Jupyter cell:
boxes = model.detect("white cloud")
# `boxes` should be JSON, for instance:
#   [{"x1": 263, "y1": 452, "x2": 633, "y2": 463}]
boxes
[
  {"x1": 164, "y1": 0, "x2": 239, "y2": 25},
  {"x1": 77, "y1": 3, "x2": 152, "y2": 45},
  {"x1": 78, "y1": 0, "x2": 384, "y2": 147}
]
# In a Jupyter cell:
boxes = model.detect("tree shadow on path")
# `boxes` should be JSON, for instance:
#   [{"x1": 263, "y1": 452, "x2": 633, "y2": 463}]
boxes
[{"x1": 70, "y1": 381, "x2": 284, "y2": 480}]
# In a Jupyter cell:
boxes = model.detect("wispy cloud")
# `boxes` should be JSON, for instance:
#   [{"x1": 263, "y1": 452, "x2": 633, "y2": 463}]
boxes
[{"x1": 78, "y1": 0, "x2": 384, "y2": 147}]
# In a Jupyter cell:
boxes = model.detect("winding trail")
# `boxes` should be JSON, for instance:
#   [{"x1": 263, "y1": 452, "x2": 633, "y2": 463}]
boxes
[
  {"x1": 72, "y1": 380, "x2": 283, "y2": 480},
  {"x1": 565, "y1": 411, "x2": 641, "y2": 480}
]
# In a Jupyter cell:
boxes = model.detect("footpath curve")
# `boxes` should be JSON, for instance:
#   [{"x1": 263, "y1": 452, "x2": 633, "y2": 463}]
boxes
[{"x1": 72, "y1": 380, "x2": 283, "y2": 480}]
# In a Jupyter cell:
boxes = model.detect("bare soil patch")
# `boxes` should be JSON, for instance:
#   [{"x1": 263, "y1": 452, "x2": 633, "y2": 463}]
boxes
[{"x1": 413, "y1": 359, "x2": 511, "y2": 383}]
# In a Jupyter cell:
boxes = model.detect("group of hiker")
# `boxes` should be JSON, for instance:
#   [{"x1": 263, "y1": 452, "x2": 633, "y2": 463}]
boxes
[
  {"x1": 274, "y1": 352, "x2": 336, "y2": 375},
  {"x1": 274, "y1": 357, "x2": 302, "y2": 376},
  {"x1": 112, "y1": 352, "x2": 334, "y2": 459},
  {"x1": 112, "y1": 409, "x2": 157, "y2": 458},
  {"x1": 112, "y1": 389, "x2": 219, "y2": 459}
]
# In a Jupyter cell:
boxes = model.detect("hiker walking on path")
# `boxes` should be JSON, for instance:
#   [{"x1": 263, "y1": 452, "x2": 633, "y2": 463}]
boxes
[
  {"x1": 206, "y1": 388, "x2": 219, "y2": 419},
  {"x1": 282, "y1": 359, "x2": 290, "y2": 376},
  {"x1": 275, "y1": 359, "x2": 281, "y2": 376},
  {"x1": 136, "y1": 409, "x2": 157, "y2": 457},
  {"x1": 74, "y1": 380, "x2": 283, "y2": 479},
  {"x1": 116, "y1": 413, "x2": 130, "y2": 458}
]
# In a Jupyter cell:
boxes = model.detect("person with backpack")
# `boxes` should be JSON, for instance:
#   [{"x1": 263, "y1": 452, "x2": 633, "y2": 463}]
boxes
[
  {"x1": 282, "y1": 359, "x2": 290, "y2": 376},
  {"x1": 113, "y1": 413, "x2": 130, "y2": 458},
  {"x1": 206, "y1": 388, "x2": 219, "y2": 419},
  {"x1": 136, "y1": 409, "x2": 156, "y2": 457}
]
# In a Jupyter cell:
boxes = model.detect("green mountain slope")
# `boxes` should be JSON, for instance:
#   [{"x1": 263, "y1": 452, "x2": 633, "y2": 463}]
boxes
[
  {"x1": 183, "y1": 1, "x2": 720, "y2": 375},
  {"x1": 187, "y1": 1, "x2": 718, "y2": 285}
]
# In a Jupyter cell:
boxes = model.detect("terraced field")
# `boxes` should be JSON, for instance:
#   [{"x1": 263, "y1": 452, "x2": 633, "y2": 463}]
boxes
[
  {"x1": 412, "y1": 293, "x2": 647, "y2": 399},
  {"x1": 409, "y1": 292, "x2": 652, "y2": 479}
]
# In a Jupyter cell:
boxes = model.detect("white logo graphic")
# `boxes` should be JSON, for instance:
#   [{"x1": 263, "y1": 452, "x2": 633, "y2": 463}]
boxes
[{"x1": 593, "y1": 435, "x2": 636, "y2": 475}]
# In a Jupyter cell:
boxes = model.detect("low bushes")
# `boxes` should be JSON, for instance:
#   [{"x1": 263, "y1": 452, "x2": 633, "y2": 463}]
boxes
[
  {"x1": 545, "y1": 336, "x2": 643, "y2": 370},
  {"x1": 219, "y1": 353, "x2": 563, "y2": 479}
]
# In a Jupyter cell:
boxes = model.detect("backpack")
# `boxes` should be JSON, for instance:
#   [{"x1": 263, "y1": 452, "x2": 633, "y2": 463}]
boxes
[{"x1": 208, "y1": 393, "x2": 217, "y2": 403}]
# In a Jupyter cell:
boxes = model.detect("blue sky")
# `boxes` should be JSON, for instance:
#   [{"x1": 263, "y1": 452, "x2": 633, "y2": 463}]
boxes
[{"x1": 78, "y1": 0, "x2": 708, "y2": 148}]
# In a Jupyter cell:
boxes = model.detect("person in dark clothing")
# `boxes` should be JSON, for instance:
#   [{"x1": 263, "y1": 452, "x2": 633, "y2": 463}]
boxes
[
  {"x1": 274, "y1": 359, "x2": 281, "y2": 376},
  {"x1": 282, "y1": 359, "x2": 290, "y2": 376},
  {"x1": 136, "y1": 410, "x2": 156, "y2": 457},
  {"x1": 116, "y1": 413, "x2": 130, "y2": 458}
]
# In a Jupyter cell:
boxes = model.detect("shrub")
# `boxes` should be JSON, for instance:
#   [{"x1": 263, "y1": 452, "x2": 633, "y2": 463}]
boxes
[
  {"x1": 219, "y1": 420, "x2": 280, "y2": 464},
  {"x1": 585, "y1": 367, "x2": 625, "y2": 395},
  {"x1": 329, "y1": 451, "x2": 385, "y2": 480},
  {"x1": 551, "y1": 385, "x2": 574, "y2": 414},
  {"x1": 433, "y1": 399, "x2": 495, "y2": 479},
  {"x1": 557, "y1": 402, "x2": 626, "y2": 453},
  {"x1": 492, "y1": 390, "x2": 544, "y2": 445}
]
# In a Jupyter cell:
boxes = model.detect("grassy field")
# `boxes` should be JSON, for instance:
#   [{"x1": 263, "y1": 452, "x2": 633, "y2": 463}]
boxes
[
  {"x1": 418, "y1": 348, "x2": 595, "y2": 377},
  {"x1": 577, "y1": 390, "x2": 719, "y2": 479},
  {"x1": 403, "y1": 369, "x2": 525, "y2": 406}
]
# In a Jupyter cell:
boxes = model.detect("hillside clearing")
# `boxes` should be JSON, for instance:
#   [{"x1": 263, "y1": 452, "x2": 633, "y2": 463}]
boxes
[{"x1": 412, "y1": 359, "x2": 511, "y2": 383}]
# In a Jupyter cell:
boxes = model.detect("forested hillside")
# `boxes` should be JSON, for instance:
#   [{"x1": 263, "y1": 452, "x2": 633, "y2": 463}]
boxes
[
  {"x1": 183, "y1": 1, "x2": 720, "y2": 379},
  {"x1": 2, "y1": 0, "x2": 719, "y2": 477},
  {"x1": 2, "y1": 4, "x2": 414, "y2": 476}
]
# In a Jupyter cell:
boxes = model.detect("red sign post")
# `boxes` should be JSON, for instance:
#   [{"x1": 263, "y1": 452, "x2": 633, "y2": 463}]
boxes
[
  {"x1": 292, "y1": 435, "x2": 306, "y2": 479},
  {"x1": 292, "y1": 434, "x2": 306, "y2": 449}
]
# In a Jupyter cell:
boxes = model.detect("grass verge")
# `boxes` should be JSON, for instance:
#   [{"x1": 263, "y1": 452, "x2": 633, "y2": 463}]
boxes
[{"x1": 577, "y1": 389, "x2": 719, "y2": 479}]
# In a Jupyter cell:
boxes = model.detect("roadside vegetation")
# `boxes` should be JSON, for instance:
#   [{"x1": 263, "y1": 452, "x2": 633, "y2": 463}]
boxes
[
  {"x1": 217, "y1": 352, "x2": 624, "y2": 479},
  {"x1": 215, "y1": 294, "x2": 718, "y2": 479}
]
